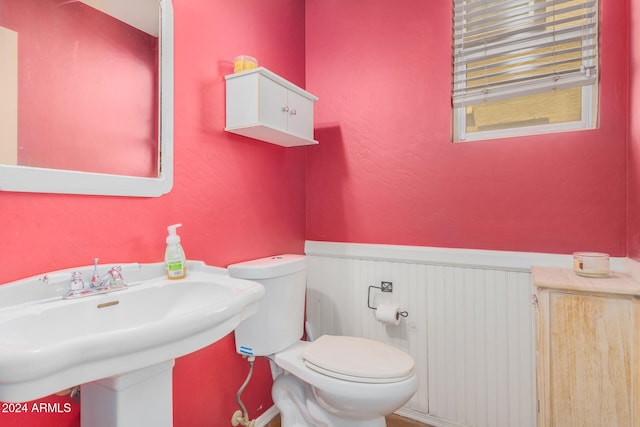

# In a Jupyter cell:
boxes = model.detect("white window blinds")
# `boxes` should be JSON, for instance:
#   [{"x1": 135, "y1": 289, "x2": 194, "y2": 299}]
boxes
[{"x1": 452, "y1": 0, "x2": 599, "y2": 108}]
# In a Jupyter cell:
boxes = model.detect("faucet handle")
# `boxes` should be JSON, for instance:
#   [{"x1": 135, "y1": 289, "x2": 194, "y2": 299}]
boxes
[
  {"x1": 68, "y1": 271, "x2": 86, "y2": 292},
  {"x1": 108, "y1": 266, "x2": 126, "y2": 288}
]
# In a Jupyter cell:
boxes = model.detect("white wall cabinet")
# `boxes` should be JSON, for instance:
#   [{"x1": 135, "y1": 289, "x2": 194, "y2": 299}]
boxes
[
  {"x1": 225, "y1": 67, "x2": 318, "y2": 147},
  {"x1": 533, "y1": 267, "x2": 640, "y2": 427}
]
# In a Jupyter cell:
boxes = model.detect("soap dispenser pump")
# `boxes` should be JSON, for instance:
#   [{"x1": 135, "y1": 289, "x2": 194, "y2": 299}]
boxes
[{"x1": 165, "y1": 223, "x2": 186, "y2": 279}]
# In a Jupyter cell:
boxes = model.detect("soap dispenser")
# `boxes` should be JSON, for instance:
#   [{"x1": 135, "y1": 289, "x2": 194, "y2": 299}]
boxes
[{"x1": 165, "y1": 223, "x2": 186, "y2": 279}]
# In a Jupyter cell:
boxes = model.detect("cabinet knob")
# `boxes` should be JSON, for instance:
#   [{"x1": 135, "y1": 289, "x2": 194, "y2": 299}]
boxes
[
  {"x1": 289, "y1": 109, "x2": 297, "y2": 116},
  {"x1": 281, "y1": 106, "x2": 289, "y2": 113}
]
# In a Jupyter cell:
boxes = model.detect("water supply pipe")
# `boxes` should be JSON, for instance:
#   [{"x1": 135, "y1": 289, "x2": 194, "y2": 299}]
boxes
[{"x1": 231, "y1": 356, "x2": 256, "y2": 427}]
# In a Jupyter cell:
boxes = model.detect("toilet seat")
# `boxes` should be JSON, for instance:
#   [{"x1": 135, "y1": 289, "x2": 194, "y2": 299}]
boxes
[
  {"x1": 272, "y1": 339, "x2": 419, "y2": 424},
  {"x1": 301, "y1": 335, "x2": 414, "y2": 384}
]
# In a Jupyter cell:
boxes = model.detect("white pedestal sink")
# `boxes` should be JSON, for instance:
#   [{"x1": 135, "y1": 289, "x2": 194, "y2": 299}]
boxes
[
  {"x1": 81, "y1": 361, "x2": 174, "y2": 427},
  {"x1": 0, "y1": 261, "x2": 265, "y2": 426}
]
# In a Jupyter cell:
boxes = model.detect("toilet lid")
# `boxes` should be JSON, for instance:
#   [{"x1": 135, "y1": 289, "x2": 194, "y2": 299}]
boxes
[{"x1": 301, "y1": 335, "x2": 415, "y2": 383}]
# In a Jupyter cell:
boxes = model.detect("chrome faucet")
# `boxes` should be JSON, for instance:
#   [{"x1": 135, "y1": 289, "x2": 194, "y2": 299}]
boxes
[
  {"x1": 90, "y1": 257, "x2": 101, "y2": 287},
  {"x1": 64, "y1": 259, "x2": 127, "y2": 299}
]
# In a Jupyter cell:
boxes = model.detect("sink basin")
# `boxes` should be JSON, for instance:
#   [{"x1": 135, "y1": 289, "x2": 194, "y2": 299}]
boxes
[{"x1": 0, "y1": 260, "x2": 265, "y2": 403}]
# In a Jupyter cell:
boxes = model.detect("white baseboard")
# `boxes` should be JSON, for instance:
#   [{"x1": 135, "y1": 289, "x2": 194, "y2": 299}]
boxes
[
  {"x1": 394, "y1": 408, "x2": 466, "y2": 427},
  {"x1": 254, "y1": 405, "x2": 279, "y2": 427}
]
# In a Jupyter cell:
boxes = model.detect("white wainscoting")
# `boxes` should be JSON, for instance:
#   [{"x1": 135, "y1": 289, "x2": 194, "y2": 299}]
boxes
[{"x1": 304, "y1": 241, "x2": 627, "y2": 427}]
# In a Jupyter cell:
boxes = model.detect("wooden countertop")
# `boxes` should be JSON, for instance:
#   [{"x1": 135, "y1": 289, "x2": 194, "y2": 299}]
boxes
[{"x1": 532, "y1": 267, "x2": 640, "y2": 296}]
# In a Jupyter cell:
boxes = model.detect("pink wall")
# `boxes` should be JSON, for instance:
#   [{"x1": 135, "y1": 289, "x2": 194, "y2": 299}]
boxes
[
  {"x1": 305, "y1": 0, "x2": 629, "y2": 257},
  {"x1": 0, "y1": 0, "x2": 636, "y2": 425},
  {"x1": 0, "y1": 0, "x2": 306, "y2": 425},
  {"x1": 628, "y1": 0, "x2": 640, "y2": 259}
]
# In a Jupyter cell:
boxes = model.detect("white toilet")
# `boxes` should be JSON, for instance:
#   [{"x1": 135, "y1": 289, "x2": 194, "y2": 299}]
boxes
[{"x1": 229, "y1": 254, "x2": 418, "y2": 427}]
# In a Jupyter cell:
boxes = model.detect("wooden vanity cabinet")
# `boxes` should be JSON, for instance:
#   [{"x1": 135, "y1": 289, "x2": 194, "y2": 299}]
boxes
[{"x1": 532, "y1": 267, "x2": 640, "y2": 427}]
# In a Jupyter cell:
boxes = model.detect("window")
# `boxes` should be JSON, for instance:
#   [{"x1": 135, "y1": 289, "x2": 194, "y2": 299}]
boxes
[{"x1": 452, "y1": 0, "x2": 599, "y2": 142}]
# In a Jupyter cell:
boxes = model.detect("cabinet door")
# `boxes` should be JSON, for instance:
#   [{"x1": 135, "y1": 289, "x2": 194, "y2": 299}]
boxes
[
  {"x1": 541, "y1": 291, "x2": 633, "y2": 427},
  {"x1": 286, "y1": 89, "x2": 314, "y2": 140},
  {"x1": 259, "y1": 75, "x2": 288, "y2": 133}
]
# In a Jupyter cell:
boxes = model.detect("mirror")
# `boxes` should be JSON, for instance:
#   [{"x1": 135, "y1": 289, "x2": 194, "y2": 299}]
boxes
[{"x1": 0, "y1": 0, "x2": 173, "y2": 196}]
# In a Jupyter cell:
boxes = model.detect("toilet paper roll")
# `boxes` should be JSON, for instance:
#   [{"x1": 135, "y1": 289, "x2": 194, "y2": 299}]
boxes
[{"x1": 376, "y1": 303, "x2": 401, "y2": 325}]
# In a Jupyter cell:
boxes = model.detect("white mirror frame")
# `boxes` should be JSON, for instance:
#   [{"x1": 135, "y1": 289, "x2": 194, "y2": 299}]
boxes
[{"x1": 0, "y1": 0, "x2": 173, "y2": 197}]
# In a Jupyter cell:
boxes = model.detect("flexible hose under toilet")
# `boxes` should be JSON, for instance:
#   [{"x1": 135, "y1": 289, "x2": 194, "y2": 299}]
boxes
[
  {"x1": 234, "y1": 356, "x2": 255, "y2": 427},
  {"x1": 233, "y1": 323, "x2": 314, "y2": 426}
]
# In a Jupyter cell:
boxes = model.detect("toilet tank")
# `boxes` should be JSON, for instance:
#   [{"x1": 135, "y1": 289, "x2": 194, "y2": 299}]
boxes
[{"x1": 229, "y1": 255, "x2": 307, "y2": 356}]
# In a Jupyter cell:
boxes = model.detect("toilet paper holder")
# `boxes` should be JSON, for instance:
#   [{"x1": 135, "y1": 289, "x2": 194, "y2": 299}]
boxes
[{"x1": 367, "y1": 281, "x2": 408, "y2": 318}]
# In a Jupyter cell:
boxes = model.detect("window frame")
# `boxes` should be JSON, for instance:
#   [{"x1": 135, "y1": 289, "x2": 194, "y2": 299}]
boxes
[
  {"x1": 451, "y1": 0, "x2": 600, "y2": 143},
  {"x1": 453, "y1": 84, "x2": 598, "y2": 142}
]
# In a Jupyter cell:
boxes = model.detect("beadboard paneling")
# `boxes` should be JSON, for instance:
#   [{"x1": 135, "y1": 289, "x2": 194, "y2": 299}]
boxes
[{"x1": 305, "y1": 241, "x2": 539, "y2": 427}]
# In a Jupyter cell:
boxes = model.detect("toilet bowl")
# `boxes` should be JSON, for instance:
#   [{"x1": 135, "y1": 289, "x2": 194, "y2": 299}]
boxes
[
  {"x1": 273, "y1": 338, "x2": 417, "y2": 425},
  {"x1": 229, "y1": 255, "x2": 418, "y2": 427}
]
